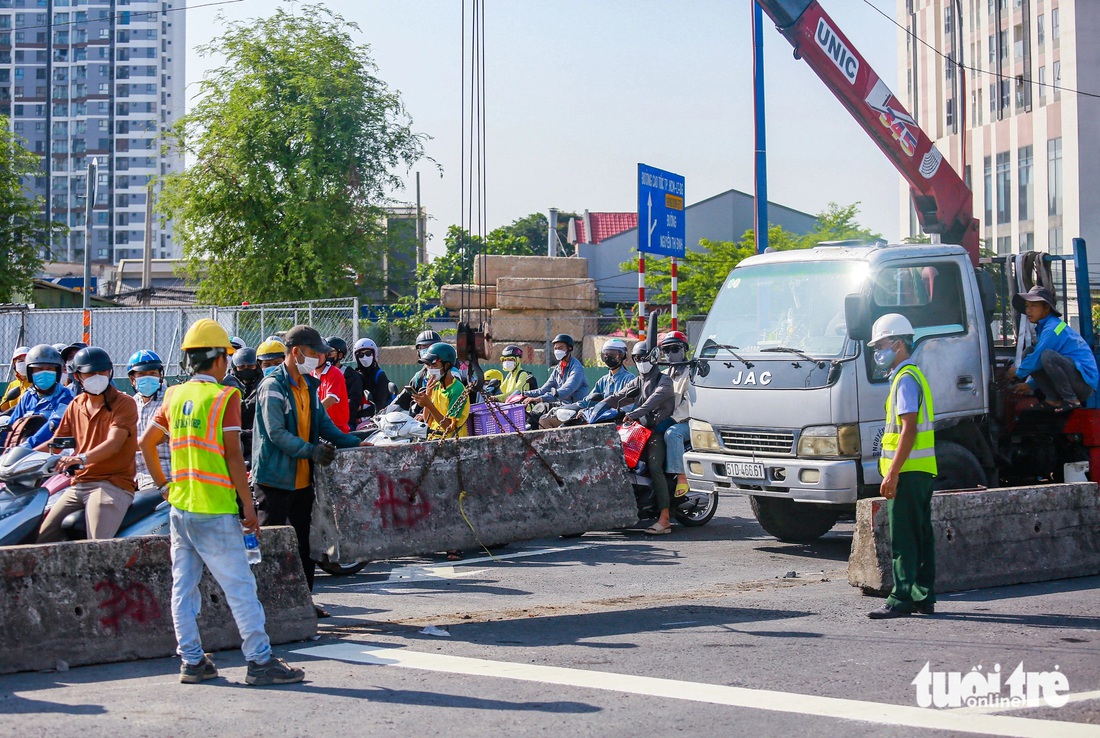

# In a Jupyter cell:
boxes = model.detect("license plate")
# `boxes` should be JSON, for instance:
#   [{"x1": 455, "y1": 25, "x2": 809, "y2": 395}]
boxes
[{"x1": 725, "y1": 462, "x2": 765, "y2": 480}]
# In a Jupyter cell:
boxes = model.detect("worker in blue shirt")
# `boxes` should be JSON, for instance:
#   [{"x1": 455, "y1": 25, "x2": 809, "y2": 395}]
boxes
[
  {"x1": 6, "y1": 344, "x2": 76, "y2": 448},
  {"x1": 519, "y1": 334, "x2": 589, "y2": 404},
  {"x1": 1008, "y1": 286, "x2": 1099, "y2": 411}
]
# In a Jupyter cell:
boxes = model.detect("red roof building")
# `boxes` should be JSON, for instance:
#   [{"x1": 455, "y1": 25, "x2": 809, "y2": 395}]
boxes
[{"x1": 568, "y1": 211, "x2": 639, "y2": 245}]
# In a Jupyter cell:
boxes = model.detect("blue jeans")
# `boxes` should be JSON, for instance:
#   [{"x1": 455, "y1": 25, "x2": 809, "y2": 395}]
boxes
[
  {"x1": 665, "y1": 421, "x2": 691, "y2": 474},
  {"x1": 169, "y1": 507, "x2": 272, "y2": 665}
]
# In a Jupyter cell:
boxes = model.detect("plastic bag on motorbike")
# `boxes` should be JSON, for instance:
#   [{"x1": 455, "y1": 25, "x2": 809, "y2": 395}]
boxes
[{"x1": 617, "y1": 422, "x2": 652, "y2": 470}]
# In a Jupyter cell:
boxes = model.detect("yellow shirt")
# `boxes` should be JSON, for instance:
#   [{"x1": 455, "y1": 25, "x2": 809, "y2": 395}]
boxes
[
  {"x1": 290, "y1": 375, "x2": 311, "y2": 489},
  {"x1": 1, "y1": 377, "x2": 30, "y2": 412},
  {"x1": 428, "y1": 379, "x2": 470, "y2": 438}
]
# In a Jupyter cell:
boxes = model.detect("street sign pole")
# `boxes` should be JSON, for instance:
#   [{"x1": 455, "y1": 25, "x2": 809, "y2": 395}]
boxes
[
  {"x1": 753, "y1": 2, "x2": 769, "y2": 254},
  {"x1": 637, "y1": 163, "x2": 686, "y2": 337},
  {"x1": 637, "y1": 254, "x2": 646, "y2": 338},
  {"x1": 82, "y1": 157, "x2": 99, "y2": 344},
  {"x1": 670, "y1": 257, "x2": 678, "y2": 331}
]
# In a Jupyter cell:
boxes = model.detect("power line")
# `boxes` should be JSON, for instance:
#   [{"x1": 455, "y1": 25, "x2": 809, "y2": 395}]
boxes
[{"x1": 860, "y1": 0, "x2": 1100, "y2": 101}]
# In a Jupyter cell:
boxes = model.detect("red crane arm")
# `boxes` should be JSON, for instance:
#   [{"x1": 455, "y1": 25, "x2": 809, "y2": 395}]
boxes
[{"x1": 756, "y1": 0, "x2": 980, "y2": 264}]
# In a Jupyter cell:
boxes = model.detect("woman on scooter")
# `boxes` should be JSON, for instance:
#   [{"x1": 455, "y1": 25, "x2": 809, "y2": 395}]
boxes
[
  {"x1": 493, "y1": 345, "x2": 537, "y2": 401},
  {"x1": 659, "y1": 331, "x2": 694, "y2": 501},
  {"x1": 604, "y1": 342, "x2": 676, "y2": 535}
]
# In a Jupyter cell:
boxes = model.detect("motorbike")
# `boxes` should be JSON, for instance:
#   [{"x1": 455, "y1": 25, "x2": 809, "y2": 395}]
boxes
[
  {"x1": 505, "y1": 393, "x2": 560, "y2": 430},
  {"x1": 361, "y1": 410, "x2": 429, "y2": 446}
]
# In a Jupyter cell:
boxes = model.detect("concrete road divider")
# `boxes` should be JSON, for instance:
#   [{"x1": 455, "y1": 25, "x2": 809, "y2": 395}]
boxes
[
  {"x1": 0, "y1": 527, "x2": 315, "y2": 674},
  {"x1": 474, "y1": 254, "x2": 589, "y2": 283},
  {"x1": 312, "y1": 424, "x2": 637, "y2": 562},
  {"x1": 848, "y1": 483, "x2": 1100, "y2": 595}
]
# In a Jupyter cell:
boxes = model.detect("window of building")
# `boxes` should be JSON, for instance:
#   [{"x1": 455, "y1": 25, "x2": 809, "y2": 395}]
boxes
[
  {"x1": 997, "y1": 236, "x2": 1012, "y2": 255},
  {"x1": 1037, "y1": 14, "x2": 1045, "y2": 48},
  {"x1": 1018, "y1": 145, "x2": 1033, "y2": 221},
  {"x1": 1020, "y1": 232, "x2": 1034, "y2": 252},
  {"x1": 984, "y1": 155, "x2": 993, "y2": 227},
  {"x1": 1047, "y1": 138, "x2": 1062, "y2": 216},
  {"x1": 989, "y1": 83, "x2": 997, "y2": 113},
  {"x1": 1051, "y1": 7, "x2": 1060, "y2": 46},
  {"x1": 1014, "y1": 24, "x2": 1024, "y2": 60},
  {"x1": 946, "y1": 98, "x2": 955, "y2": 128},
  {"x1": 999, "y1": 79, "x2": 1011, "y2": 112},
  {"x1": 1038, "y1": 66, "x2": 1046, "y2": 105},
  {"x1": 998, "y1": 30, "x2": 1008, "y2": 63},
  {"x1": 996, "y1": 152, "x2": 1011, "y2": 224},
  {"x1": 1053, "y1": 60, "x2": 1061, "y2": 101},
  {"x1": 1049, "y1": 227, "x2": 1063, "y2": 255},
  {"x1": 988, "y1": 34, "x2": 995, "y2": 63}
]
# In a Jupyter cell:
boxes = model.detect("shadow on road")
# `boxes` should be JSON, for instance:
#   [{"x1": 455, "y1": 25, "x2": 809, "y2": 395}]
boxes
[
  {"x1": 277, "y1": 684, "x2": 602, "y2": 713},
  {"x1": 931, "y1": 611, "x2": 1100, "y2": 630},
  {"x1": 0, "y1": 692, "x2": 107, "y2": 716},
  {"x1": 754, "y1": 536, "x2": 853, "y2": 562}
]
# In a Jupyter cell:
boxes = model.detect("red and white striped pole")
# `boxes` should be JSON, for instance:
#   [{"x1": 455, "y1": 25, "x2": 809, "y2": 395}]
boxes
[
  {"x1": 670, "y1": 256, "x2": 678, "y2": 332},
  {"x1": 637, "y1": 254, "x2": 646, "y2": 338}
]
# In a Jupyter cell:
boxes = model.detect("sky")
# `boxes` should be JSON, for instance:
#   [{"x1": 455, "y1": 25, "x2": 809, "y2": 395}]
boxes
[{"x1": 182, "y1": 0, "x2": 905, "y2": 257}]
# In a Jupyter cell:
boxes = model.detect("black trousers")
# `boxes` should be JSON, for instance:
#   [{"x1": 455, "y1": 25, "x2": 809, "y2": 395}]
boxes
[{"x1": 257, "y1": 484, "x2": 316, "y2": 592}]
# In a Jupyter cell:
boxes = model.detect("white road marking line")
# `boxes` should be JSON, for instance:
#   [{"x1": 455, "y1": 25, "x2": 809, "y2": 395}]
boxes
[
  {"x1": 294, "y1": 643, "x2": 1097, "y2": 738},
  {"x1": 953, "y1": 689, "x2": 1100, "y2": 715},
  {"x1": 661, "y1": 621, "x2": 698, "y2": 626}
]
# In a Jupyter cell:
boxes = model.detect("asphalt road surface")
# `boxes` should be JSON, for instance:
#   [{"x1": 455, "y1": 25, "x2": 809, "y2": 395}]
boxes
[{"x1": 2, "y1": 494, "x2": 1098, "y2": 737}]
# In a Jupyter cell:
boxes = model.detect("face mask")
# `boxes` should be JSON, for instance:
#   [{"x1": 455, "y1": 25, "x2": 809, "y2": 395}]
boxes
[
  {"x1": 873, "y1": 347, "x2": 897, "y2": 369},
  {"x1": 236, "y1": 368, "x2": 261, "y2": 384},
  {"x1": 502, "y1": 360, "x2": 517, "y2": 373},
  {"x1": 135, "y1": 376, "x2": 161, "y2": 397},
  {"x1": 15, "y1": 361, "x2": 26, "y2": 376},
  {"x1": 554, "y1": 349, "x2": 568, "y2": 362},
  {"x1": 263, "y1": 366, "x2": 279, "y2": 377},
  {"x1": 602, "y1": 355, "x2": 622, "y2": 369},
  {"x1": 296, "y1": 354, "x2": 320, "y2": 375},
  {"x1": 81, "y1": 374, "x2": 111, "y2": 396},
  {"x1": 357, "y1": 355, "x2": 374, "y2": 368},
  {"x1": 636, "y1": 361, "x2": 654, "y2": 375},
  {"x1": 666, "y1": 349, "x2": 686, "y2": 363},
  {"x1": 427, "y1": 367, "x2": 442, "y2": 379},
  {"x1": 32, "y1": 370, "x2": 57, "y2": 391}
]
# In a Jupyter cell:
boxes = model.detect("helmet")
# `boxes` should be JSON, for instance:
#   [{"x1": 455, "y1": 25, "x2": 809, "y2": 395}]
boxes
[
  {"x1": 60, "y1": 342, "x2": 88, "y2": 363},
  {"x1": 601, "y1": 339, "x2": 628, "y2": 355},
  {"x1": 659, "y1": 330, "x2": 689, "y2": 350},
  {"x1": 182, "y1": 318, "x2": 235, "y2": 354},
  {"x1": 26, "y1": 344, "x2": 63, "y2": 369},
  {"x1": 229, "y1": 336, "x2": 246, "y2": 351},
  {"x1": 870, "y1": 313, "x2": 915, "y2": 344},
  {"x1": 256, "y1": 339, "x2": 286, "y2": 362},
  {"x1": 483, "y1": 369, "x2": 504, "y2": 383},
  {"x1": 551, "y1": 334, "x2": 575, "y2": 350},
  {"x1": 500, "y1": 344, "x2": 523, "y2": 360},
  {"x1": 127, "y1": 349, "x2": 163, "y2": 374},
  {"x1": 419, "y1": 342, "x2": 457, "y2": 366},
  {"x1": 232, "y1": 348, "x2": 258, "y2": 368},
  {"x1": 631, "y1": 341, "x2": 653, "y2": 360},
  {"x1": 353, "y1": 337, "x2": 378, "y2": 354},
  {"x1": 51, "y1": 343, "x2": 67, "y2": 355},
  {"x1": 11, "y1": 346, "x2": 29, "y2": 360},
  {"x1": 72, "y1": 346, "x2": 113, "y2": 374},
  {"x1": 415, "y1": 330, "x2": 442, "y2": 349},
  {"x1": 326, "y1": 337, "x2": 348, "y2": 356}
]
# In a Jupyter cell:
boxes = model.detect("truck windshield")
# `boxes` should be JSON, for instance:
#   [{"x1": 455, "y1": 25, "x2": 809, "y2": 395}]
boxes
[{"x1": 699, "y1": 260, "x2": 867, "y2": 359}]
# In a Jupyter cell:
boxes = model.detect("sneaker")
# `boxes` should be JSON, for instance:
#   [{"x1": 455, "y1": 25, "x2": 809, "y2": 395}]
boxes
[
  {"x1": 246, "y1": 657, "x2": 305, "y2": 686},
  {"x1": 867, "y1": 603, "x2": 913, "y2": 619},
  {"x1": 915, "y1": 601, "x2": 936, "y2": 615},
  {"x1": 179, "y1": 653, "x2": 218, "y2": 684}
]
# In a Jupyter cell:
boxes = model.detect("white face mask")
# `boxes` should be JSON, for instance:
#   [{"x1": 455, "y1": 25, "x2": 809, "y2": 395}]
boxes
[
  {"x1": 358, "y1": 355, "x2": 374, "y2": 368},
  {"x1": 427, "y1": 367, "x2": 442, "y2": 379},
  {"x1": 635, "y1": 361, "x2": 653, "y2": 375},
  {"x1": 81, "y1": 374, "x2": 111, "y2": 395},
  {"x1": 502, "y1": 360, "x2": 517, "y2": 373},
  {"x1": 15, "y1": 361, "x2": 26, "y2": 376},
  {"x1": 296, "y1": 354, "x2": 320, "y2": 375},
  {"x1": 554, "y1": 349, "x2": 568, "y2": 362}
]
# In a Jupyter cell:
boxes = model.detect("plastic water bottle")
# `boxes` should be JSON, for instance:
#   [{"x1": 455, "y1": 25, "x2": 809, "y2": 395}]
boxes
[{"x1": 244, "y1": 532, "x2": 262, "y2": 565}]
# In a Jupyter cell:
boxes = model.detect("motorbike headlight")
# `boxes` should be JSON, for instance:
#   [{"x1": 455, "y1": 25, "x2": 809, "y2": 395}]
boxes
[
  {"x1": 797, "y1": 424, "x2": 860, "y2": 458},
  {"x1": 689, "y1": 419, "x2": 721, "y2": 451}
]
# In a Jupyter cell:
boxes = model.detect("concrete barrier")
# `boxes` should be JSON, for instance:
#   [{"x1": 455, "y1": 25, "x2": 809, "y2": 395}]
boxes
[
  {"x1": 312, "y1": 424, "x2": 637, "y2": 562},
  {"x1": 495, "y1": 277, "x2": 599, "y2": 311},
  {"x1": 474, "y1": 254, "x2": 589, "y2": 283},
  {"x1": 490, "y1": 309, "x2": 599, "y2": 344},
  {"x1": 848, "y1": 483, "x2": 1100, "y2": 594},
  {"x1": 441, "y1": 284, "x2": 497, "y2": 310},
  {"x1": 0, "y1": 527, "x2": 315, "y2": 674}
]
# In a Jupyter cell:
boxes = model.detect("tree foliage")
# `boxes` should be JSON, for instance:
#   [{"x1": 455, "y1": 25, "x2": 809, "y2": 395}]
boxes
[
  {"x1": 0, "y1": 119, "x2": 66, "y2": 303},
  {"x1": 159, "y1": 6, "x2": 428, "y2": 304},
  {"x1": 623, "y1": 202, "x2": 881, "y2": 316}
]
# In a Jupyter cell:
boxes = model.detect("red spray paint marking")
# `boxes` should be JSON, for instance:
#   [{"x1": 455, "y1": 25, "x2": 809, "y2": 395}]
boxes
[
  {"x1": 95, "y1": 580, "x2": 162, "y2": 632},
  {"x1": 374, "y1": 472, "x2": 432, "y2": 530}
]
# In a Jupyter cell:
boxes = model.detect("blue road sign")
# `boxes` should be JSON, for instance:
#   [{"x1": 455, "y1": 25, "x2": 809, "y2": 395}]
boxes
[{"x1": 637, "y1": 163, "x2": 686, "y2": 258}]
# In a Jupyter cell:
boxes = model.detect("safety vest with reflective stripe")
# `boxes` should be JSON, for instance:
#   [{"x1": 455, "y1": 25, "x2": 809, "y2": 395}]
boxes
[
  {"x1": 166, "y1": 381, "x2": 239, "y2": 514},
  {"x1": 880, "y1": 364, "x2": 938, "y2": 476}
]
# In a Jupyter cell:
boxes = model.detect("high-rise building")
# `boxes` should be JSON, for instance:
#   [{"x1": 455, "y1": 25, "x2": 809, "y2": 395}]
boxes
[
  {"x1": 0, "y1": 0, "x2": 185, "y2": 265},
  {"x1": 897, "y1": 1, "x2": 1097, "y2": 262}
]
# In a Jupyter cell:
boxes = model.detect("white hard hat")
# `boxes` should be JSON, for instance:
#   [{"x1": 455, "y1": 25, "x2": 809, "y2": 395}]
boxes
[
  {"x1": 870, "y1": 313, "x2": 915, "y2": 344},
  {"x1": 11, "y1": 346, "x2": 29, "y2": 360}
]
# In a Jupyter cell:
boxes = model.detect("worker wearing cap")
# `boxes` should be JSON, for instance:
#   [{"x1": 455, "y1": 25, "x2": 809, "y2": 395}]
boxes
[
  {"x1": 866, "y1": 313, "x2": 937, "y2": 620},
  {"x1": 252, "y1": 325, "x2": 365, "y2": 613},
  {"x1": 1, "y1": 346, "x2": 31, "y2": 413},
  {"x1": 1007, "y1": 286, "x2": 1098, "y2": 411},
  {"x1": 255, "y1": 338, "x2": 286, "y2": 377}
]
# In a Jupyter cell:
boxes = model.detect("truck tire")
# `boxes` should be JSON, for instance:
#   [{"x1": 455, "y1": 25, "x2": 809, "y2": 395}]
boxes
[
  {"x1": 933, "y1": 441, "x2": 986, "y2": 492},
  {"x1": 749, "y1": 495, "x2": 839, "y2": 543}
]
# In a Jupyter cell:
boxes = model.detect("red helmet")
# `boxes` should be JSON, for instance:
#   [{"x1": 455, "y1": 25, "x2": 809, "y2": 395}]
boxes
[{"x1": 659, "y1": 330, "x2": 689, "y2": 349}]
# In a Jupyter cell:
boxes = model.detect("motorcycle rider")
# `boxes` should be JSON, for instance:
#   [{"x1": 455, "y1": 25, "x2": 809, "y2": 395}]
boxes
[
  {"x1": 394, "y1": 330, "x2": 460, "y2": 412},
  {"x1": 660, "y1": 331, "x2": 693, "y2": 500},
  {"x1": 59, "y1": 342, "x2": 88, "y2": 391},
  {"x1": 326, "y1": 337, "x2": 363, "y2": 428},
  {"x1": 5, "y1": 344, "x2": 75, "y2": 448},
  {"x1": 413, "y1": 342, "x2": 470, "y2": 439},
  {"x1": 604, "y1": 341, "x2": 676, "y2": 535},
  {"x1": 1, "y1": 346, "x2": 31, "y2": 413},
  {"x1": 351, "y1": 337, "x2": 393, "y2": 422},
  {"x1": 492, "y1": 345, "x2": 537, "y2": 401},
  {"x1": 538, "y1": 339, "x2": 633, "y2": 429},
  {"x1": 520, "y1": 334, "x2": 589, "y2": 405},
  {"x1": 128, "y1": 350, "x2": 171, "y2": 490},
  {"x1": 256, "y1": 338, "x2": 287, "y2": 376}
]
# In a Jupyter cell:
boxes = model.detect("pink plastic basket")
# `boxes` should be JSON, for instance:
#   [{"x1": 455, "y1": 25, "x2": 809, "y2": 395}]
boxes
[{"x1": 467, "y1": 401, "x2": 527, "y2": 436}]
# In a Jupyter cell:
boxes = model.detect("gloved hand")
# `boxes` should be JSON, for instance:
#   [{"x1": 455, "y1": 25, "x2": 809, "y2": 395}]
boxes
[{"x1": 311, "y1": 442, "x2": 336, "y2": 466}]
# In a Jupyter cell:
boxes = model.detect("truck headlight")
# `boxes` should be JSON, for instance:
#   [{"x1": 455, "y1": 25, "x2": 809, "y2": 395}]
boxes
[
  {"x1": 797, "y1": 424, "x2": 860, "y2": 458},
  {"x1": 689, "y1": 418, "x2": 721, "y2": 451}
]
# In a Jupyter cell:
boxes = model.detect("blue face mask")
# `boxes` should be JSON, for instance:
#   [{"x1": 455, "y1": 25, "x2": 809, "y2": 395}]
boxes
[
  {"x1": 263, "y1": 366, "x2": 279, "y2": 377},
  {"x1": 31, "y1": 370, "x2": 57, "y2": 391},
  {"x1": 873, "y1": 347, "x2": 897, "y2": 369},
  {"x1": 135, "y1": 376, "x2": 162, "y2": 398}
]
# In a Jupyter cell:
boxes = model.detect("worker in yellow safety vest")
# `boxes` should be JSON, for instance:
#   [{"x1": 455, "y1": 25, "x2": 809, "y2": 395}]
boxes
[{"x1": 867, "y1": 313, "x2": 938, "y2": 620}]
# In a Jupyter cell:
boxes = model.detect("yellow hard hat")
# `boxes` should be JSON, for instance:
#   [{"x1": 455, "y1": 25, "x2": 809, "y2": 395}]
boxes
[
  {"x1": 256, "y1": 338, "x2": 287, "y2": 361},
  {"x1": 484, "y1": 369, "x2": 504, "y2": 383},
  {"x1": 181, "y1": 318, "x2": 235, "y2": 354}
]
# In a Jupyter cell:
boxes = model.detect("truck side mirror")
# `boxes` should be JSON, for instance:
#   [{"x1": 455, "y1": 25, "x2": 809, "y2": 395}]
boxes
[{"x1": 845, "y1": 293, "x2": 872, "y2": 342}]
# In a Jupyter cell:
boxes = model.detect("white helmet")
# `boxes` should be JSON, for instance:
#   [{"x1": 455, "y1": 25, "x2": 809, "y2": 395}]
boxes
[
  {"x1": 11, "y1": 346, "x2": 29, "y2": 360},
  {"x1": 870, "y1": 313, "x2": 915, "y2": 344},
  {"x1": 353, "y1": 337, "x2": 378, "y2": 353},
  {"x1": 602, "y1": 338, "x2": 628, "y2": 355}
]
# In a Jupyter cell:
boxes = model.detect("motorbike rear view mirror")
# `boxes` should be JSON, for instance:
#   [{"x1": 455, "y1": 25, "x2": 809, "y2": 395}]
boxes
[
  {"x1": 844, "y1": 293, "x2": 872, "y2": 342},
  {"x1": 52, "y1": 436, "x2": 76, "y2": 451}
]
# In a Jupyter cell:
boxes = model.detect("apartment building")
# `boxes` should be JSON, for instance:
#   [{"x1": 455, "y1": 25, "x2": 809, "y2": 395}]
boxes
[
  {"x1": 0, "y1": 0, "x2": 185, "y2": 265},
  {"x1": 898, "y1": 0, "x2": 1099, "y2": 265}
]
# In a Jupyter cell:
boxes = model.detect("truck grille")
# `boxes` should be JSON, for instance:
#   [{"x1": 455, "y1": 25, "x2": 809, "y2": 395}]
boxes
[{"x1": 718, "y1": 429, "x2": 796, "y2": 456}]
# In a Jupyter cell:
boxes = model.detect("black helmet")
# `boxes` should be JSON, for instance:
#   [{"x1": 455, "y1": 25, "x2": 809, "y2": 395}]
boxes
[
  {"x1": 60, "y1": 342, "x2": 88, "y2": 363},
  {"x1": 72, "y1": 346, "x2": 113, "y2": 374},
  {"x1": 500, "y1": 344, "x2": 523, "y2": 359},
  {"x1": 326, "y1": 337, "x2": 348, "y2": 356},
  {"x1": 25, "y1": 344, "x2": 63, "y2": 368},
  {"x1": 551, "y1": 334, "x2": 575, "y2": 350},
  {"x1": 231, "y1": 347, "x2": 258, "y2": 368},
  {"x1": 415, "y1": 330, "x2": 442, "y2": 349}
]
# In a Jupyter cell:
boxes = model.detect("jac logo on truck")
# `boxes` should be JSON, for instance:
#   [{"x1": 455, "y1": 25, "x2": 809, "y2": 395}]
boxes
[
  {"x1": 731, "y1": 370, "x2": 772, "y2": 386},
  {"x1": 815, "y1": 18, "x2": 859, "y2": 84}
]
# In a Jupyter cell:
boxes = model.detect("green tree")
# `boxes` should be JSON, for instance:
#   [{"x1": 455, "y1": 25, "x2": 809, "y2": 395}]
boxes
[
  {"x1": 500, "y1": 211, "x2": 581, "y2": 256},
  {"x1": 417, "y1": 225, "x2": 532, "y2": 299},
  {"x1": 159, "y1": 6, "x2": 428, "y2": 304},
  {"x1": 0, "y1": 120, "x2": 66, "y2": 303}
]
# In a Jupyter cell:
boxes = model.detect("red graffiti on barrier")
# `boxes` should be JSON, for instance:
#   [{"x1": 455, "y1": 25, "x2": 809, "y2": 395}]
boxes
[
  {"x1": 95, "y1": 580, "x2": 162, "y2": 632},
  {"x1": 374, "y1": 472, "x2": 432, "y2": 530}
]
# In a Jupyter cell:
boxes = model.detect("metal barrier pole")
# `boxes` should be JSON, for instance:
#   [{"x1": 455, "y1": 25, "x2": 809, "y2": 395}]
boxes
[
  {"x1": 352, "y1": 298, "x2": 360, "y2": 346},
  {"x1": 260, "y1": 306, "x2": 266, "y2": 340}
]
